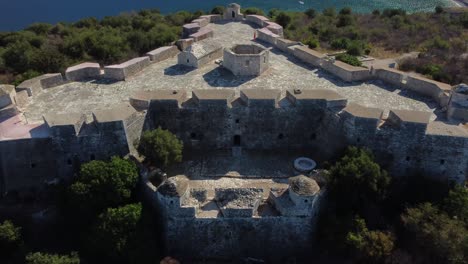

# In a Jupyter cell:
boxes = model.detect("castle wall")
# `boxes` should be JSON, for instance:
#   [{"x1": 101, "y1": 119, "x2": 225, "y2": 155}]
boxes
[
  {"x1": 322, "y1": 60, "x2": 371, "y2": 82},
  {"x1": 104, "y1": 57, "x2": 151, "y2": 81},
  {"x1": 164, "y1": 217, "x2": 314, "y2": 262},
  {"x1": 65, "y1": 62, "x2": 101, "y2": 81},
  {"x1": 146, "y1": 46, "x2": 179, "y2": 63}
]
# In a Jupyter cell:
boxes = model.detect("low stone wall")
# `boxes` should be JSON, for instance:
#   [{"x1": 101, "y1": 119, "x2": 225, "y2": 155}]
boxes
[
  {"x1": 292, "y1": 46, "x2": 325, "y2": 68},
  {"x1": 146, "y1": 46, "x2": 179, "y2": 62},
  {"x1": 104, "y1": 57, "x2": 151, "y2": 81},
  {"x1": 189, "y1": 28, "x2": 213, "y2": 42},
  {"x1": 16, "y1": 73, "x2": 65, "y2": 96},
  {"x1": 322, "y1": 60, "x2": 371, "y2": 82},
  {"x1": 176, "y1": 38, "x2": 194, "y2": 51},
  {"x1": 199, "y1": 15, "x2": 222, "y2": 23},
  {"x1": 256, "y1": 28, "x2": 279, "y2": 45},
  {"x1": 276, "y1": 38, "x2": 301, "y2": 54},
  {"x1": 146, "y1": 46, "x2": 179, "y2": 63},
  {"x1": 374, "y1": 68, "x2": 404, "y2": 87},
  {"x1": 183, "y1": 23, "x2": 201, "y2": 38},
  {"x1": 65, "y1": 62, "x2": 101, "y2": 81},
  {"x1": 192, "y1": 18, "x2": 209, "y2": 28},
  {"x1": 246, "y1": 15, "x2": 270, "y2": 27},
  {"x1": 265, "y1": 21, "x2": 283, "y2": 36},
  {"x1": 405, "y1": 75, "x2": 451, "y2": 107}
]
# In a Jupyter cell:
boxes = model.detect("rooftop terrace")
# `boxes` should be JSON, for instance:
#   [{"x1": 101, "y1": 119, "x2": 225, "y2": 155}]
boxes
[{"x1": 22, "y1": 21, "x2": 439, "y2": 124}]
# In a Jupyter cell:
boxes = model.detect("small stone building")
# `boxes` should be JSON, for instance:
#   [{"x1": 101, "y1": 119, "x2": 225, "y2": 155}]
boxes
[
  {"x1": 223, "y1": 44, "x2": 270, "y2": 76},
  {"x1": 177, "y1": 40, "x2": 223, "y2": 68},
  {"x1": 224, "y1": 3, "x2": 243, "y2": 20}
]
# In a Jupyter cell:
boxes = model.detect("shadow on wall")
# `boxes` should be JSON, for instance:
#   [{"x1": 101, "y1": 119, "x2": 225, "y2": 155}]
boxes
[
  {"x1": 202, "y1": 67, "x2": 255, "y2": 87},
  {"x1": 164, "y1": 65, "x2": 196, "y2": 76}
]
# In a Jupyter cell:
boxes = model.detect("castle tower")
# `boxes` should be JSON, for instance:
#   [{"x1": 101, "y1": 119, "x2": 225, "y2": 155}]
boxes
[{"x1": 224, "y1": 3, "x2": 243, "y2": 20}]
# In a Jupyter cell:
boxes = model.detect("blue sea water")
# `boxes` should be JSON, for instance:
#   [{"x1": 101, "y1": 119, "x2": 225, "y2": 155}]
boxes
[{"x1": 0, "y1": 0, "x2": 456, "y2": 31}]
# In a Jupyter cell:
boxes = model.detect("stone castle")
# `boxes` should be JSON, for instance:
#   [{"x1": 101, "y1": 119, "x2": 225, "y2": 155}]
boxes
[{"x1": 0, "y1": 3, "x2": 467, "y2": 262}]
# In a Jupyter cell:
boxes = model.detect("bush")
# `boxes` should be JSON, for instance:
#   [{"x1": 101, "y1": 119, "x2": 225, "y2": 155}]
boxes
[
  {"x1": 65, "y1": 157, "x2": 138, "y2": 218},
  {"x1": 88, "y1": 203, "x2": 142, "y2": 262},
  {"x1": 347, "y1": 41, "x2": 364, "y2": 56},
  {"x1": 339, "y1": 7, "x2": 352, "y2": 15},
  {"x1": 327, "y1": 147, "x2": 389, "y2": 211},
  {"x1": 211, "y1": 6, "x2": 225, "y2": 15},
  {"x1": 442, "y1": 185, "x2": 468, "y2": 223},
  {"x1": 275, "y1": 12, "x2": 292, "y2": 28},
  {"x1": 305, "y1": 37, "x2": 319, "y2": 49},
  {"x1": 242, "y1": 7, "x2": 264, "y2": 16},
  {"x1": 138, "y1": 127, "x2": 183, "y2": 168},
  {"x1": 331, "y1": 38, "x2": 350, "y2": 50},
  {"x1": 337, "y1": 53, "x2": 362, "y2": 67},
  {"x1": 337, "y1": 14, "x2": 354, "y2": 27},
  {"x1": 304, "y1": 8, "x2": 316, "y2": 19},
  {"x1": 323, "y1": 7, "x2": 336, "y2": 17},
  {"x1": 346, "y1": 217, "x2": 395, "y2": 262},
  {"x1": 401, "y1": 203, "x2": 468, "y2": 264},
  {"x1": 0, "y1": 220, "x2": 23, "y2": 261},
  {"x1": 26, "y1": 252, "x2": 80, "y2": 264},
  {"x1": 435, "y1": 5, "x2": 444, "y2": 14}
]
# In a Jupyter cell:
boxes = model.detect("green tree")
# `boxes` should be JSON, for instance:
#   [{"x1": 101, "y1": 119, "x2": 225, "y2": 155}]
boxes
[
  {"x1": 328, "y1": 147, "x2": 390, "y2": 212},
  {"x1": 138, "y1": 127, "x2": 183, "y2": 168},
  {"x1": 211, "y1": 6, "x2": 225, "y2": 15},
  {"x1": 304, "y1": 8, "x2": 316, "y2": 19},
  {"x1": 443, "y1": 185, "x2": 468, "y2": 224},
  {"x1": 0, "y1": 220, "x2": 23, "y2": 261},
  {"x1": 346, "y1": 217, "x2": 395, "y2": 263},
  {"x1": 25, "y1": 252, "x2": 80, "y2": 264},
  {"x1": 401, "y1": 203, "x2": 468, "y2": 264},
  {"x1": 275, "y1": 12, "x2": 292, "y2": 28},
  {"x1": 88, "y1": 203, "x2": 142, "y2": 263},
  {"x1": 242, "y1": 7, "x2": 264, "y2": 16},
  {"x1": 323, "y1": 7, "x2": 336, "y2": 17},
  {"x1": 65, "y1": 156, "x2": 138, "y2": 217}
]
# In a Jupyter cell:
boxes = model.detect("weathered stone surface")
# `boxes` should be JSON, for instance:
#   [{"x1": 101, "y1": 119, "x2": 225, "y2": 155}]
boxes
[
  {"x1": 256, "y1": 27, "x2": 279, "y2": 45},
  {"x1": 146, "y1": 45, "x2": 179, "y2": 63},
  {"x1": 16, "y1": 73, "x2": 65, "y2": 97},
  {"x1": 246, "y1": 15, "x2": 270, "y2": 27},
  {"x1": 192, "y1": 18, "x2": 209, "y2": 28},
  {"x1": 177, "y1": 39, "x2": 223, "y2": 68},
  {"x1": 65, "y1": 62, "x2": 101, "y2": 81},
  {"x1": 223, "y1": 44, "x2": 269, "y2": 76},
  {"x1": 104, "y1": 57, "x2": 151, "y2": 81},
  {"x1": 0, "y1": 85, "x2": 16, "y2": 108},
  {"x1": 189, "y1": 28, "x2": 214, "y2": 42}
]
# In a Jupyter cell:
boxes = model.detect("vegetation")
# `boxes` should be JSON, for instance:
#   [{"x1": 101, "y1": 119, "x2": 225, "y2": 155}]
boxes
[
  {"x1": 0, "y1": 220, "x2": 23, "y2": 262},
  {"x1": 0, "y1": 9, "x2": 201, "y2": 85},
  {"x1": 279, "y1": 7, "x2": 468, "y2": 84},
  {"x1": 319, "y1": 146, "x2": 468, "y2": 264},
  {"x1": 25, "y1": 252, "x2": 80, "y2": 264},
  {"x1": 88, "y1": 203, "x2": 143, "y2": 263},
  {"x1": 138, "y1": 127, "x2": 183, "y2": 168},
  {"x1": 64, "y1": 156, "x2": 138, "y2": 218},
  {"x1": 336, "y1": 53, "x2": 362, "y2": 66}
]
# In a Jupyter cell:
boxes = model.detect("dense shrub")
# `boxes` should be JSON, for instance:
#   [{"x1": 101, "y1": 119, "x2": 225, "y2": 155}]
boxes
[
  {"x1": 26, "y1": 252, "x2": 80, "y2": 264},
  {"x1": 336, "y1": 53, "x2": 362, "y2": 66},
  {"x1": 211, "y1": 6, "x2": 225, "y2": 15},
  {"x1": 138, "y1": 127, "x2": 183, "y2": 168},
  {"x1": 242, "y1": 7, "x2": 264, "y2": 16},
  {"x1": 275, "y1": 12, "x2": 292, "y2": 28},
  {"x1": 65, "y1": 157, "x2": 138, "y2": 219},
  {"x1": 305, "y1": 37, "x2": 319, "y2": 49},
  {"x1": 0, "y1": 220, "x2": 23, "y2": 261}
]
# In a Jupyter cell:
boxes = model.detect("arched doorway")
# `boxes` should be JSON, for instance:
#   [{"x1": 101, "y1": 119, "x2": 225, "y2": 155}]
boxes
[{"x1": 232, "y1": 11, "x2": 235, "y2": 18}]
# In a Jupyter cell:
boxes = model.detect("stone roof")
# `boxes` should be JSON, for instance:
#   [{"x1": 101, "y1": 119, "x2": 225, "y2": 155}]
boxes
[
  {"x1": 287, "y1": 89, "x2": 346, "y2": 101},
  {"x1": 186, "y1": 39, "x2": 222, "y2": 59},
  {"x1": 389, "y1": 109, "x2": 432, "y2": 124},
  {"x1": 133, "y1": 90, "x2": 186, "y2": 102},
  {"x1": 43, "y1": 113, "x2": 85, "y2": 127},
  {"x1": 0, "y1": 85, "x2": 14, "y2": 96},
  {"x1": 343, "y1": 103, "x2": 383, "y2": 120},
  {"x1": 92, "y1": 104, "x2": 136, "y2": 123},
  {"x1": 192, "y1": 90, "x2": 235, "y2": 100},
  {"x1": 241, "y1": 89, "x2": 280, "y2": 100},
  {"x1": 158, "y1": 176, "x2": 189, "y2": 197},
  {"x1": 66, "y1": 62, "x2": 100, "y2": 72},
  {"x1": 289, "y1": 175, "x2": 320, "y2": 196}
]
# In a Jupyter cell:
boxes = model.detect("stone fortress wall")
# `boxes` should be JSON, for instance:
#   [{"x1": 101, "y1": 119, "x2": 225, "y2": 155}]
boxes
[
  {"x1": 0, "y1": 3, "x2": 467, "y2": 262},
  {"x1": 0, "y1": 1, "x2": 466, "y2": 193}
]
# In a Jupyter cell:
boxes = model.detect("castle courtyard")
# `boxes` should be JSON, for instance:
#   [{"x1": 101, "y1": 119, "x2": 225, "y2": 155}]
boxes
[{"x1": 22, "y1": 21, "x2": 437, "y2": 124}]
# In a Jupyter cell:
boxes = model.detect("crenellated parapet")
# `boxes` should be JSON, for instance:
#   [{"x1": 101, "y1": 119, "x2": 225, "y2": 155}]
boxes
[{"x1": 17, "y1": 73, "x2": 65, "y2": 97}]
